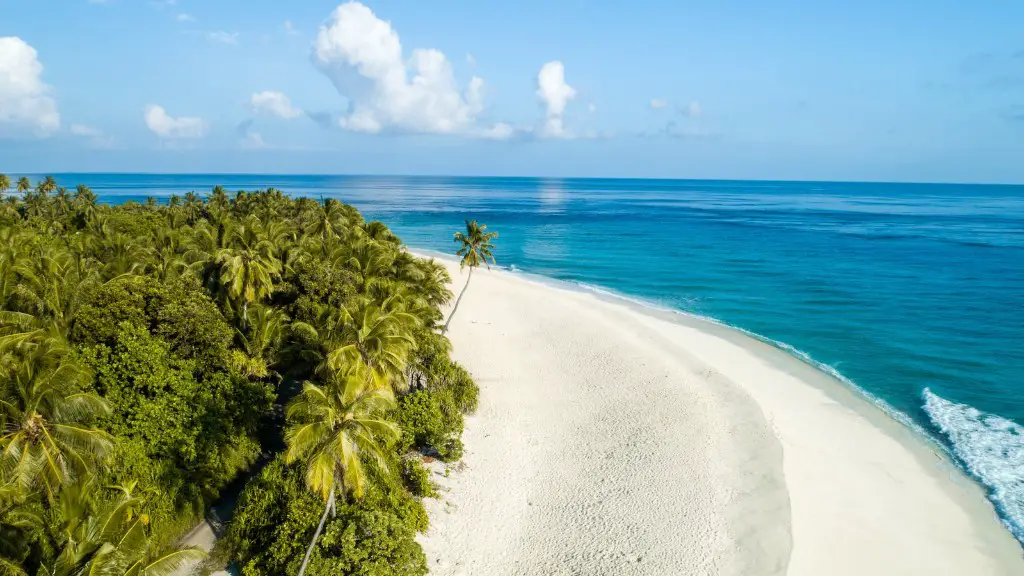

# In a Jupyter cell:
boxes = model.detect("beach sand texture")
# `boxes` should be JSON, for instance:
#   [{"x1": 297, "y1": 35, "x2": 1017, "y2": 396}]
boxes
[{"x1": 418, "y1": 258, "x2": 1024, "y2": 575}]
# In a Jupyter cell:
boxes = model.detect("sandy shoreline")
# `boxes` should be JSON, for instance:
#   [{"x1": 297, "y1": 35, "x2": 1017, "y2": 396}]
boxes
[{"x1": 417, "y1": 254, "x2": 1023, "y2": 575}]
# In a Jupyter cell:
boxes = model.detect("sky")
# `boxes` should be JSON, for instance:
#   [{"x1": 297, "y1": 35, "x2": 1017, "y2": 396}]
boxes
[{"x1": 1, "y1": 0, "x2": 1023, "y2": 183}]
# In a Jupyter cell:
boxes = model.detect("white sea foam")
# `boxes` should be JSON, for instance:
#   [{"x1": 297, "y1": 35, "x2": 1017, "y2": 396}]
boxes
[{"x1": 923, "y1": 389, "x2": 1024, "y2": 542}]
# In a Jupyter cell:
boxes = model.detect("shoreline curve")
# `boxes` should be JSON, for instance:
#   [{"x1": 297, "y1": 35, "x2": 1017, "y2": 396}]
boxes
[{"x1": 415, "y1": 251, "x2": 1023, "y2": 575}]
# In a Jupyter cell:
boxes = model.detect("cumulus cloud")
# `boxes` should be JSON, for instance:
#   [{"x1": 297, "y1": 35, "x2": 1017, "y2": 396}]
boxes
[
  {"x1": 536, "y1": 60, "x2": 576, "y2": 139},
  {"x1": 650, "y1": 98, "x2": 668, "y2": 109},
  {"x1": 207, "y1": 31, "x2": 239, "y2": 45},
  {"x1": 176, "y1": 13, "x2": 195, "y2": 22},
  {"x1": 311, "y1": 2, "x2": 508, "y2": 138},
  {"x1": 251, "y1": 91, "x2": 303, "y2": 119},
  {"x1": 144, "y1": 104, "x2": 206, "y2": 139},
  {"x1": 0, "y1": 37, "x2": 60, "y2": 137}
]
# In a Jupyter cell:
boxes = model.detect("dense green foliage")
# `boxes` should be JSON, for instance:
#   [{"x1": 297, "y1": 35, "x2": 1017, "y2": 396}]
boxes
[{"x1": 0, "y1": 175, "x2": 479, "y2": 575}]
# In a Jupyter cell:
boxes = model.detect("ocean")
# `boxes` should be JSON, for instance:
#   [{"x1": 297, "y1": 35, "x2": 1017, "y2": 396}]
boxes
[{"x1": 20, "y1": 173, "x2": 1024, "y2": 542}]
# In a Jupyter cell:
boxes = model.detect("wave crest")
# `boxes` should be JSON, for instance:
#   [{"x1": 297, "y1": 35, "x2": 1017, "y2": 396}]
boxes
[{"x1": 923, "y1": 388, "x2": 1024, "y2": 543}]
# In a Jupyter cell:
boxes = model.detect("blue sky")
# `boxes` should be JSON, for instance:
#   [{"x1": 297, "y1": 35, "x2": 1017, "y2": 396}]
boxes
[{"x1": 1, "y1": 0, "x2": 1023, "y2": 182}]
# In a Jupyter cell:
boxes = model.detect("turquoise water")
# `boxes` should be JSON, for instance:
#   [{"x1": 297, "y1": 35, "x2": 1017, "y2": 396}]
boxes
[{"x1": 25, "y1": 173, "x2": 1024, "y2": 542}]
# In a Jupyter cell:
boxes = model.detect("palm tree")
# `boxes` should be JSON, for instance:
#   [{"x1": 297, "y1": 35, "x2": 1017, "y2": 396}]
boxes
[
  {"x1": 72, "y1": 185, "x2": 98, "y2": 226},
  {"x1": 182, "y1": 191, "x2": 203, "y2": 224},
  {"x1": 53, "y1": 188, "x2": 70, "y2": 217},
  {"x1": 15, "y1": 178, "x2": 31, "y2": 196},
  {"x1": 304, "y1": 198, "x2": 350, "y2": 243},
  {"x1": 284, "y1": 373, "x2": 399, "y2": 576},
  {"x1": 233, "y1": 304, "x2": 287, "y2": 379},
  {"x1": 0, "y1": 340, "x2": 112, "y2": 500},
  {"x1": 207, "y1": 185, "x2": 229, "y2": 214},
  {"x1": 0, "y1": 175, "x2": 9, "y2": 201},
  {"x1": 40, "y1": 477, "x2": 205, "y2": 576},
  {"x1": 36, "y1": 176, "x2": 57, "y2": 197},
  {"x1": 9, "y1": 246, "x2": 99, "y2": 337},
  {"x1": 215, "y1": 224, "x2": 281, "y2": 327},
  {"x1": 444, "y1": 220, "x2": 497, "y2": 332},
  {"x1": 291, "y1": 298, "x2": 418, "y2": 390},
  {"x1": 359, "y1": 220, "x2": 399, "y2": 244},
  {"x1": 0, "y1": 493, "x2": 40, "y2": 576}
]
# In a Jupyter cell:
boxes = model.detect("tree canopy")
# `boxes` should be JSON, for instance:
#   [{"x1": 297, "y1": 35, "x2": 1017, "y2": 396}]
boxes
[{"x1": 0, "y1": 175, "x2": 477, "y2": 576}]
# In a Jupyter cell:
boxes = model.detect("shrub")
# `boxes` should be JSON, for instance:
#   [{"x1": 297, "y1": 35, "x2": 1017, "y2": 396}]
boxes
[
  {"x1": 399, "y1": 456, "x2": 435, "y2": 498},
  {"x1": 395, "y1": 391, "x2": 464, "y2": 462}
]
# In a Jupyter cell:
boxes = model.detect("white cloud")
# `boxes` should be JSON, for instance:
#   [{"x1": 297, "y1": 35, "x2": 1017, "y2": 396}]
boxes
[
  {"x1": 477, "y1": 122, "x2": 515, "y2": 140},
  {"x1": 536, "y1": 60, "x2": 576, "y2": 139},
  {"x1": 284, "y1": 20, "x2": 298, "y2": 35},
  {"x1": 680, "y1": 100, "x2": 702, "y2": 117},
  {"x1": 144, "y1": 104, "x2": 206, "y2": 139},
  {"x1": 0, "y1": 37, "x2": 60, "y2": 137},
  {"x1": 176, "y1": 13, "x2": 195, "y2": 22},
  {"x1": 311, "y1": 1, "x2": 507, "y2": 138},
  {"x1": 588, "y1": 103, "x2": 597, "y2": 113},
  {"x1": 70, "y1": 123, "x2": 102, "y2": 137},
  {"x1": 207, "y1": 31, "x2": 239, "y2": 45},
  {"x1": 250, "y1": 91, "x2": 303, "y2": 119},
  {"x1": 466, "y1": 53, "x2": 476, "y2": 67},
  {"x1": 70, "y1": 123, "x2": 114, "y2": 147},
  {"x1": 650, "y1": 98, "x2": 668, "y2": 109}
]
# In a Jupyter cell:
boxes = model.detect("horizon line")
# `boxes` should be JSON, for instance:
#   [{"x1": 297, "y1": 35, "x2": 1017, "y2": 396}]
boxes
[{"x1": 4, "y1": 171, "x2": 1023, "y2": 188}]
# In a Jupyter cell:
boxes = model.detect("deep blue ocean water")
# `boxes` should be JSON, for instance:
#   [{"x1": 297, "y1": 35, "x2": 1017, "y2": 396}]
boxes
[{"x1": 21, "y1": 173, "x2": 1024, "y2": 542}]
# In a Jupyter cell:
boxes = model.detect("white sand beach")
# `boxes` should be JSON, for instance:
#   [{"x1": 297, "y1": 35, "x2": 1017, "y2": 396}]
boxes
[{"x1": 417, "y1": 257, "x2": 1024, "y2": 575}]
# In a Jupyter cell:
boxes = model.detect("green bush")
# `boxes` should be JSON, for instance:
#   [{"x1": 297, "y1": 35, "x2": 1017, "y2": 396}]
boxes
[
  {"x1": 226, "y1": 457, "x2": 429, "y2": 576},
  {"x1": 396, "y1": 390, "x2": 464, "y2": 462},
  {"x1": 73, "y1": 274, "x2": 234, "y2": 374},
  {"x1": 226, "y1": 459, "x2": 323, "y2": 576},
  {"x1": 399, "y1": 456, "x2": 435, "y2": 498},
  {"x1": 80, "y1": 321, "x2": 271, "y2": 536},
  {"x1": 306, "y1": 507, "x2": 427, "y2": 576}
]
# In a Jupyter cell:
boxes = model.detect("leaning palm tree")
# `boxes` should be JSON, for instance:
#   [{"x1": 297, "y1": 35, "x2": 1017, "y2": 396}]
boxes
[
  {"x1": 444, "y1": 220, "x2": 497, "y2": 332},
  {"x1": 284, "y1": 372, "x2": 399, "y2": 576},
  {"x1": 0, "y1": 339, "x2": 112, "y2": 500},
  {"x1": 0, "y1": 175, "x2": 9, "y2": 200},
  {"x1": 15, "y1": 178, "x2": 31, "y2": 196}
]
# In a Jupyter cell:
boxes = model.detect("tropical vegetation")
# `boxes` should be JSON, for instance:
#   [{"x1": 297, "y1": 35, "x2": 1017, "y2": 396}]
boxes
[{"x1": 0, "y1": 174, "x2": 479, "y2": 576}]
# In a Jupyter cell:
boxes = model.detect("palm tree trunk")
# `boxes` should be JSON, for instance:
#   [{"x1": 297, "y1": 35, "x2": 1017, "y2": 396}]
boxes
[
  {"x1": 443, "y1": 266, "x2": 473, "y2": 333},
  {"x1": 297, "y1": 489, "x2": 334, "y2": 576}
]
